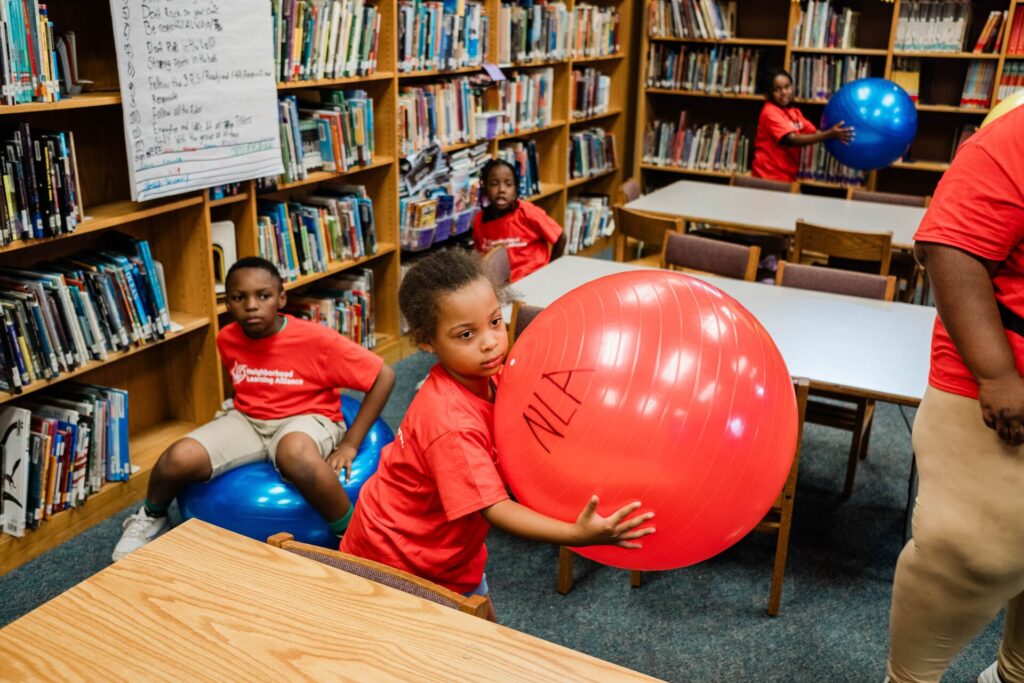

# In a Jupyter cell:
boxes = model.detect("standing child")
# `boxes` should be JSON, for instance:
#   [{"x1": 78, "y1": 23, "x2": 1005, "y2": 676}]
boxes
[
  {"x1": 472, "y1": 158, "x2": 566, "y2": 282},
  {"x1": 112, "y1": 257, "x2": 395, "y2": 561},
  {"x1": 341, "y1": 249, "x2": 654, "y2": 620}
]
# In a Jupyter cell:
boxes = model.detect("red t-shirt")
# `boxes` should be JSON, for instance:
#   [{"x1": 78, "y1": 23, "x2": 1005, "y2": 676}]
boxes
[
  {"x1": 751, "y1": 101, "x2": 815, "y2": 182},
  {"x1": 340, "y1": 364, "x2": 509, "y2": 594},
  {"x1": 218, "y1": 314, "x2": 384, "y2": 421},
  {"x1": 473, "y1": 200, "x2": 563, "y2": 282},
  {"x1": 914, "y1": 106, "x2": 1024, "y2": 399}
]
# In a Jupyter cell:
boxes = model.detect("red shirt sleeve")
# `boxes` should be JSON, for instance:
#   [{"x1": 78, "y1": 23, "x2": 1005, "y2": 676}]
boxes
[
  {"x1": 318, "y1": 331, "x2": 385, "y2": 394},
  {"x1": 423, "y1": 429, "x2": 508, "y2": 521},
  {"x1": 915, "y1": 141, "x2": 1024, "y2": 261},
  {"x1": 520, "y1": 201, "x2": 563, "y2": 244}
]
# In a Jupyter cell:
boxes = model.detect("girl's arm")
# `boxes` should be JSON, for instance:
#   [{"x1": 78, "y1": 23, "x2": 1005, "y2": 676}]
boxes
[
  {"x1": 783, "y1": 120, "x2": 854, "y2": 148},
  {"x1": 550, "y1": 233, "x2": 566, "y2": 259},
  {"x1": 328, "y1": 364, "x2": 396, "y2": 479},
  {"x1": 480, "y1": 495, "x2": 654, "y2": 547}
]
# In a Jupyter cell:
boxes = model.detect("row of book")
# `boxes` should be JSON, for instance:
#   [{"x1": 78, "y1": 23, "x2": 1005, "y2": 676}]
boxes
[
  {"x1": 0, "y1": 123, "x2": 84, "y2": 246},
  {"x1": 798, "y1": 145, "x2": 865, "y2": 187},
  {"x1": 496, "y1": 68, "x2": 554, "y2": 135},
  {"x1": 0, "y1": 0, "x2": 61, "y2": 105},
  {"x1": 1008, "y1": 10, "x2": 1024, "y2": 55},
  {"x1": 996, "y1": 62, "x2": 1024, "y2": 103},
  {"x1": 209, "y1": 182, "x2": 246, "y2": 201},
  {"x1": 961, "y1": 62, "x2": 995, "y2": 109},
  {"x1": 284, "y1": 269, "x2": 376, "y2": 348},
  {"x1": 398, "y1": 77, "x2": 485, "y2": 156},
  {"x1": 497, "y1": 138, "x2": 542, "y2": 198},
  {"x1": 495, "y1": 2, "x2": 619, "y2": 64},
  {"x1": 571, "y1": 68, "x2": 611, "y2": 119},
  {"x1": 642, "y1": 114, "x2": 751, "y2": 174},
  {"x1": 257, "y1": 186, "x2": 377, "y2": 283},
  {"x1": 647, "y1": 0, "x2": 737, "y2": 41},
  {"x1": 894, "y1": 1, "x2": 972, "y2": 53},
  {"x1": 0, "y1": 384, "x2": 130, "y2": 538},
  {"x1": 397, "y1": 0, "x2": 486, "y2": 73},
  {"x1": 645, "y1": 44, "x2": 763, "y2": 96},
  {"x1": 564, "y1": 195, "x2": 614, "y2": 255},
  {"x1": 972, "y1": 10, "x2": 1007, "y2": 54},
  {"x1": 271, "y1": 0, "x2": 382, "y2": 82},
  {"x1": 569, "y1": 128, "x2": 616, "y2": 181},
  {"x1": 792, "y1": 1, "x2": 860, "y2": 50},
  {"x1": 791, "y1": 55, "x2": 871, "y2": 102},
  {"x1": 0, "y1": 235, "x2": 173, "y2": 395},
  {"x1": 277, "y1": 90, "x2": 375, "y2": 186}
]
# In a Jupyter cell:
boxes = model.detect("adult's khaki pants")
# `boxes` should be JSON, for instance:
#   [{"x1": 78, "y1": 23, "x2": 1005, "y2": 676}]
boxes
[{"x1": 888, "y1": 386, "x2": 1024, "y2": 683}]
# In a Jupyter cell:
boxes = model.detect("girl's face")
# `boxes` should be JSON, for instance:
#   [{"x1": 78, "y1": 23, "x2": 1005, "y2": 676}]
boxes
[
  {"x1": 420, "y1": 276, "x2": 508, "y2": 395},
  {"x1": 484, "y1": 164, "x2": 517, "y2": 211},
  {"x1": 770, "y1": 74, "x2": 793, "y2": 108}
]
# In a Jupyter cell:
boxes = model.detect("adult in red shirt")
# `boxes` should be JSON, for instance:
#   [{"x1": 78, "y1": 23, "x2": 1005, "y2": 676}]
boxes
[
  {"x1": 751, "y1": 69, "x2": 854, "y2": 182},
  {"x1": 112, "y1": 257, "x2": 395, "y2": 562},
  {"x1": 886, "y1": 106, "x2": 1024, "y2": 683},
  {"x1": 472, "y1": 158, "x2": 565, "y2": 282}
]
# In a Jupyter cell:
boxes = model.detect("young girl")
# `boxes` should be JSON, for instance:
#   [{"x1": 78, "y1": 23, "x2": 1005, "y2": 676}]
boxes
[
  {"x1": 341, "y1": 249, "x2": 654, "y2": 620},
  {"x1": 472, "y1": 158, "x2": 566, "y2": 282},
  {"x1": 752, "y1": 69, "x2": 855, "y2": 182}
]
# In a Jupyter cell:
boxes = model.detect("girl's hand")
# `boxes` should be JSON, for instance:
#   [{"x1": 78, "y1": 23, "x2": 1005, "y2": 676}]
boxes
[
  {"x1": 572, "y1": 495, "x2": 655, "y2": 548},
  {"x1": 827, "y1": 121, "x2": 855, "y2": 144}
]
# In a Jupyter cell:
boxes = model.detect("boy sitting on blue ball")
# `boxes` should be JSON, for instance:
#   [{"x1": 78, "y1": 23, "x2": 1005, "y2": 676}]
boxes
[{"x1": 113, "y1": 257, "x2": 395, "y2": 561}]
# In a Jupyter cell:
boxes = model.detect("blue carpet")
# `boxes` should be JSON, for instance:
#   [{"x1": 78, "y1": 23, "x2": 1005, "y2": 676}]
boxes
[{"x1": 0, "y1": 351, "x2": 1001, "y2": 682}]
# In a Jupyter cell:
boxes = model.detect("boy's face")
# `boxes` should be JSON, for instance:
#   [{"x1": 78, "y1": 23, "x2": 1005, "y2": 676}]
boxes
[
  {"x1": 420, "y1": 277, "x2": 508, "y2": 386},
  {"x1": 225, "y1": 268, "x2": 286, "y2": 339},
  {"x1": 485, "y1": 165, "x2": 517, "y2": 211}
]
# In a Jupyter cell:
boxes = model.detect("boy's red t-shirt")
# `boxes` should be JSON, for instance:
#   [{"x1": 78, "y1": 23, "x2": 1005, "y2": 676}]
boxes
[
  {"x1": 473, "y1": 200, "x2": 563, "y2": 282},
  {"x1": 340, "y1": 364, "x2": 509, "y2": 595},
  {"x1": 914, "y1": 105, "x2": 1024, "y2": 399},
  {"x1": 218, "y1": 314, "x2": 384, "y2": 421},
  {"x1": 751, "y1": 101, "x2": 815, "y2": 182}
]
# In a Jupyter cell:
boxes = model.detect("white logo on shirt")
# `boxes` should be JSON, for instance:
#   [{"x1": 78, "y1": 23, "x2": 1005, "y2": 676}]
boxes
[
  {"x1": 230, "y1": 360, "x2": 304, "y2": 387},
  {"x1": 481, "y1": 237, "x2": 528, "y2": 251}
]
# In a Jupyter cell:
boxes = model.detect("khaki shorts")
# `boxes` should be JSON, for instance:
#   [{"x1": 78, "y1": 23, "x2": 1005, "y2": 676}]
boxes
[{"x1": 187, "y1": 409, "x2": 346, "y2": 479}]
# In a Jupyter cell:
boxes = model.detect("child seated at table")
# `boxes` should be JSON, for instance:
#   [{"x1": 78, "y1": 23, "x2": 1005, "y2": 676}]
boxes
[
  {"x1": 341, "y1": 249, "x2": 654, "y2": 620},
  {"x1": 113, "y1": 257, "x2": 395, "y2": 561}
]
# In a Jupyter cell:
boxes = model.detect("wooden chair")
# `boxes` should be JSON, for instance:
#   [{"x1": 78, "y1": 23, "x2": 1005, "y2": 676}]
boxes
[
  {"x1": 509, "y1": 301, "x2": 544, "y2": 345},
  {"x1": 775, "y1": 261, "x2": 896, "y2": 498},
  {"x1": 792, "y1": 221, "x2": 893, "y2": 276},
  {"x1": 559, "y1": 379, "x2": 812, "y2": 616},
  {"x1": 731, "y1": 175, "x2": 799, "y2": 193},
  {"x1": 616, "y1": 177, "x2": 641, "y2": 206},
  {"x1": 482, "y1": 245, "x2": 511, "y2": 287},
  {"x1": 614, "y1": 205, "x2": 684, "y2": 265},
  {"x1": 846, "y1": 190, "x2": 930, "y2": 303},
  {"x1": 661, "y1": 231, "x2": 761, "y2": 281},
  {"x1": 268, "y1": 533, "x2": 490, "y2": 619}
]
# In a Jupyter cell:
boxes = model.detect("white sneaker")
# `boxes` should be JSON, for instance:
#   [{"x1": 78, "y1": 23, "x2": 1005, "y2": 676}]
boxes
[
  {"x1": 112, "y1": 506, "x2": 170, "y2": 561},
  {"x1": 978, "y1": 663, "x2": 1004, "y2": 683}
]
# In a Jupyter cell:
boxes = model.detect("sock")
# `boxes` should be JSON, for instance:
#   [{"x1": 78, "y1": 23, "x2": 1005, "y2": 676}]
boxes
[
  {"x1": 329, "y1": 506, "x2": 355, "y2": 536},
  {"x1": 143, "y1": 499, "x2": 168, "y2": 517}
]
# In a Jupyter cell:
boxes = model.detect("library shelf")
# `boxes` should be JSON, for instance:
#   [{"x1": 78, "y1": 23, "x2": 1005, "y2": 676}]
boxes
[
  {"x1": 645, "y1": 87, "x2": 764, "y2": 101},
  {"x1": 567, "y1": 166, "x2": 618, "y2": 188},
  {"x1": 277, "y1": 71, "x2": 396, "y2": 90},
  {"x1": 0, "y1": 90, "x2": 123, "y2": 114},
  {"x1": 571, "y1": 108, "x2": 623, "y2": 125},
  {"x1": 207, "y1": 193, "x2": 250, "y2": 208},
  {"x1": 263, "y1": 156, "x2": 396, "y2": 193},
  {"x1": 648, "y1": 36, "x2": 788, "y2": 47}
]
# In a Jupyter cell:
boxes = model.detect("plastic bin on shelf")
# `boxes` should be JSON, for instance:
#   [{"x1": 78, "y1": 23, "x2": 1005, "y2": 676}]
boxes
[
  {"x1": 401, "y1": 225, "x2": 437, "y2": 252},
  {"x1": 453, "y1": 208, "x2": 476, "y2": 236}
]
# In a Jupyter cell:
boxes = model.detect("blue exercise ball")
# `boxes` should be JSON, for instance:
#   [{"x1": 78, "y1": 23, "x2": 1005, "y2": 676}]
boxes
[
  {"x1": 178, "y1": 395, "x2": 393, "y2": 548},
  {"x1": 822, "y1": 78, "x2": 917, "y2": 171}
]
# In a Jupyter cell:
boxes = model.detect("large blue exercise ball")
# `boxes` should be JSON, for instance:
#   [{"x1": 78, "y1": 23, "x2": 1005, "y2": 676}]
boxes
[
  {"x1": 178, "y1": 395, "x2": 393, "y2": 548},
  {"x1": 821, "y1": 78, "x2": 917, "y2": 171}
]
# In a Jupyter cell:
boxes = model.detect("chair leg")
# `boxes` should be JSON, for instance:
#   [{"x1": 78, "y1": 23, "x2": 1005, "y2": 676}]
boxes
[
  {"x1": 557, "y1": 546, "x2": 575, "y2": 594},
  {"x1": 842, "y1": 399, "x2": 869, "y2": 499},
  {"x1": 767, "y1": 515, "x2": 793, "y2": 617},
  {"x1": 858, "y1": 400, "x2": 876, "y2": 461},
  {"x1": 630, "y1": 570, "x2": 643, "y2": 588}
]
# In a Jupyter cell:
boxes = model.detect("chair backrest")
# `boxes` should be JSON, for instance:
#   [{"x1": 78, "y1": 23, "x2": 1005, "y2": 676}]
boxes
[
  {"x1": 775, "y1": 261, "x2": 897, "y2": 301},
  {"x1": 509, "y1": 301, "x2": 545, "y2": 343},
  {"x1": 481, "y1": 245, "x2": 511, "y2": 287},
  {"x1": 661, "y1": 231, "x2": 761, "y2": 281},
  {"x1": 616, "y1": 177, "x2": 641, "y2": 206},
  {"x1": 731, "y1": 175, "x2": 798, "y2": 193},
  {"x1": 614, "y1": 206, "x2": 684, "y2": 262},
  {"x1": 792, "y1": 221, "x2": 893, "y2": 276},
  {"x1": 847, "y1": 188, "x2": 930, "y2": 207},
  {"x1": 267, "y1": 533, "x2": 490, "y2": 618}
]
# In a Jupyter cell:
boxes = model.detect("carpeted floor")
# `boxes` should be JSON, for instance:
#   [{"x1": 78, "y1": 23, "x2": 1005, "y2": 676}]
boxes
[{"x1": 0, "y1": 350, "x2": 1002, "y2": 682}]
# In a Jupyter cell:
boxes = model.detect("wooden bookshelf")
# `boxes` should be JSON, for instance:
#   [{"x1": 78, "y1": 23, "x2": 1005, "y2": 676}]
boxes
[{"x1": 635, "y1": 0, "x2": 1023, "y2": 199}]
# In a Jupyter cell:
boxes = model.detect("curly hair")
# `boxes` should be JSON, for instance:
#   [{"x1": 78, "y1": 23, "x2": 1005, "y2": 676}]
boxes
[
  {"x1": 225, "y1": 256, "x2": 283, "y2": 290},
  {"x1": 400, "y1": 248, "x2": 493, "y2": 344}
]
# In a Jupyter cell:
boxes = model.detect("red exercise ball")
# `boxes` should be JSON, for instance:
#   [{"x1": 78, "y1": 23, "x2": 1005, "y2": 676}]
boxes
[{"x1": 495, "y1": 271, "x2": 798, "y2": 571}]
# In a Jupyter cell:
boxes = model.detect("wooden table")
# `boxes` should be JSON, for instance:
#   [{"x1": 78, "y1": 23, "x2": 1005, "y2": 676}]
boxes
[
  {"x1": 510, "y1": 257, "x2": 936, "y2": 406},
  {"x1": 0, "y1": 519, "x2": 659, "y2": 682},
  {"x1": 625, "y1": 180, "x2": 926, "y2": 250}
]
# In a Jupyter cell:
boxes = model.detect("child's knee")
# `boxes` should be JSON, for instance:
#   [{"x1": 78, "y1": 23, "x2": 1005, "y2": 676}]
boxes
[
  {"x1": 158, "y1": 438, "x2": 212, "y2": 479},
  {"x1": 275, "y1": 434, "x2": 323, "y2": 482}
]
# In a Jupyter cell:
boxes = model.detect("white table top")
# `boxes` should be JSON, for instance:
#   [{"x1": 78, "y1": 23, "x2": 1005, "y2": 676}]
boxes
[
  {"x1": 625, "y1": 180, "x2": 926, "y2": 250},
  {"x1": 509, "y1": 257, "x2": 937, "y2": 405}
]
